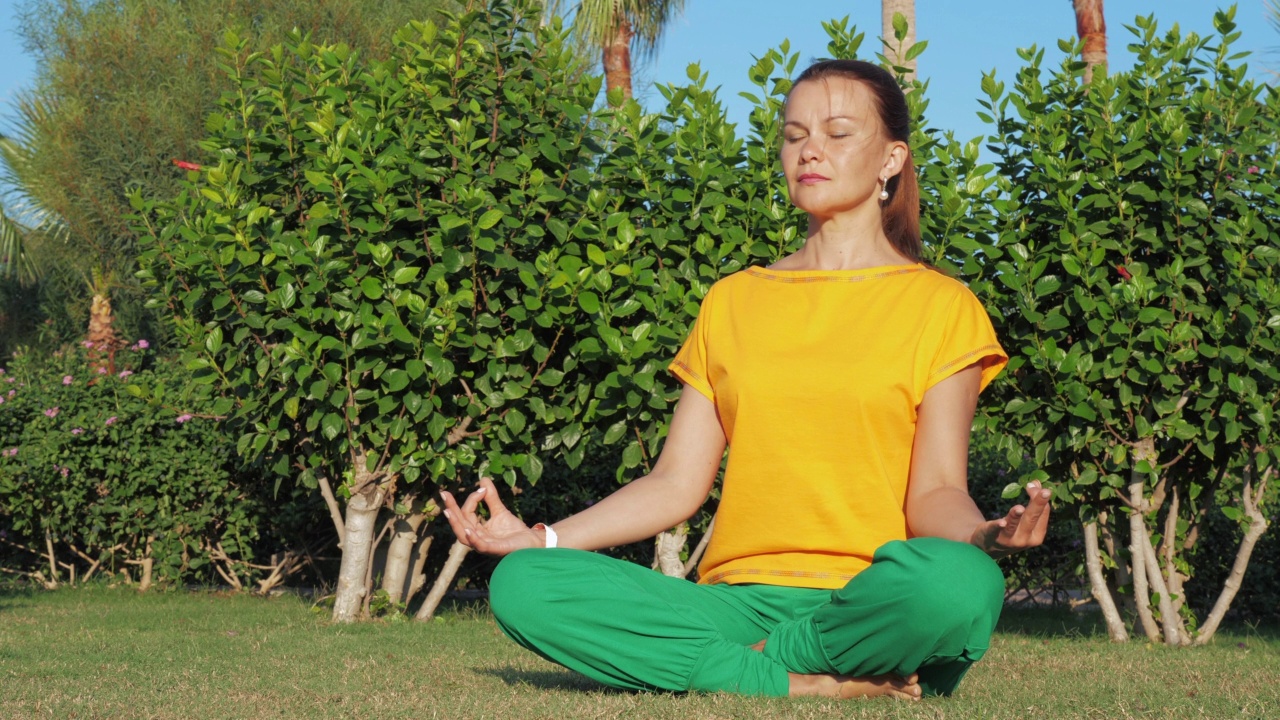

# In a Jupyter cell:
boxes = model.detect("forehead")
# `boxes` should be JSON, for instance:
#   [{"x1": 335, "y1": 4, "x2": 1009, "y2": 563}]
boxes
[{"x1": 784, "y1": 77, "x2": 879, "y2": 123}]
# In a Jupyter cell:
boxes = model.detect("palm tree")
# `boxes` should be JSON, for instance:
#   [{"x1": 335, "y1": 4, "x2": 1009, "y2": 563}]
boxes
[
  {"x1": 1073, "y1": 0, "x2": 1107, "y2": 83},
  {"x1": 882, "y1": 0, "x2": 916, "y2": 81},
  {"x1": 546, "y1": 0, "x2": 687, "y2": 105},
  {"x1": 0, "y1": 134, "x2": 61, "y2": 286}
]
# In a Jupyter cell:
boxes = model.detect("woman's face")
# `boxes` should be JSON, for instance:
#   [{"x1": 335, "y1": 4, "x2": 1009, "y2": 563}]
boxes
[{"x1": 780, "y1": 77, "x2": 905, "y2": 220}]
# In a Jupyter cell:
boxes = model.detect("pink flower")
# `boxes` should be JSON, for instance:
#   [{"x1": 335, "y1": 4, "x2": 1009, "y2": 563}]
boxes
[
  {"x1": 82, "y1": 341, "x2": 94, "y2": 349},
  {"x1": 4, "y1": 448, "x2": 16, "y2": 457},
  {"x1": 134, "y1": 339, "x2": 150, "y2": 350},
  {"x1": 105, "y1": 416, "x2": 118, "y2": 426},
  {"x1": 43, "y1": 407, "x2": 60, "y2": 418},
  {"x1": 176, "y1": 413, "x2": 194, "y2": 423},
  {"x1": 63, "y1": 375, "x2": 74, "y2": 385},
  {"x1": 118, "y1": 370, "x2": 133, "y2": 379},
  {"x1": 5, "y1": 377, "x2": 13, "y2": 383},
  {"x1": 1248, "y1": 166, "x2": 1260, "y2": 174},
  {"x1": 71, "y1": 428, "x2": 84, "y2": 435},
  {"x1": 6, "y1": 389, "x2": 13, "y2": 397},
  {"x1": 0, "y1": 397, "x2": 4, "y2": 404},
  {"x1": 97, "y1": 367, "x2": 107, "y2": 375},
  {"x1": 60, "y1": 467, "x2": 69, "y2": 477}
]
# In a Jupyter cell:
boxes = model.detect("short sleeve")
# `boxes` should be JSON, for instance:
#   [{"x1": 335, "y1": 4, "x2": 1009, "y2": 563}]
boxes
[
  {"x1": 925, "y1": 287, "x2": 1008, "y2": 395},
  {"x1": 668, "y1": 287, "x2": 716, "y2": 403}
]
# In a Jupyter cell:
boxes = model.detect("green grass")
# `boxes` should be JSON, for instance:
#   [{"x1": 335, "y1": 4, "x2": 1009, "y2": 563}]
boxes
[{"x1": 1, "y1": 587, "x2": 1277, "y2": 719}]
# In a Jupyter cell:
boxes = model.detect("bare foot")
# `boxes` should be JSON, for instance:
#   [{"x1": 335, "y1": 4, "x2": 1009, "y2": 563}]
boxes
[
  {"x1": 789, "y1": 671, "x2": 921, "y2": 700},
  {"x1": 749, "y1": 638, "x2": 920, "y2": 700}
]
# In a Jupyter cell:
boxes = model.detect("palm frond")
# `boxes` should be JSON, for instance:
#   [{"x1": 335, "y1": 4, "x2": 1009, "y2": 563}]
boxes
[{"x1": 555, "y1": 0, "x2": 686, "y2": 61}]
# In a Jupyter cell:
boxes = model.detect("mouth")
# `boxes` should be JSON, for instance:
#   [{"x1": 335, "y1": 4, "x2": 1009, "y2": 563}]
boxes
[{"x1": 797, "y1": 173, "x2": 828, "y2": 184}]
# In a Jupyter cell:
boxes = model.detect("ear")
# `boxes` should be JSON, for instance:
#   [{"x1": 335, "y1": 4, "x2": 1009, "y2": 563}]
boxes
[{"x1": 880, "y1": 139, "x2": 910, "y2": 180}]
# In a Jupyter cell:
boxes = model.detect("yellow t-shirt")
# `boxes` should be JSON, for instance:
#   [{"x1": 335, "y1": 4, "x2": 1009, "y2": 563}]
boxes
[{"x1": 668, "y1": 263, "x2": 1007, "y2": 589}]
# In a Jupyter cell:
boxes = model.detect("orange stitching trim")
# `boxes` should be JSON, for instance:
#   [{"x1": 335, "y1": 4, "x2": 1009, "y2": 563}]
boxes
[
  {"x1": 744, "y1": 266, "x2": 924, "y2": 284},
  {"x1": 670, "y1": 359, "x2": 706, "y2": 384},
  {"x1": 701, "y1": 568, "x2": 857, "y2": 585},
  {"x1": 931, "y1": 343, "x2": 1004, "y2": 379}
]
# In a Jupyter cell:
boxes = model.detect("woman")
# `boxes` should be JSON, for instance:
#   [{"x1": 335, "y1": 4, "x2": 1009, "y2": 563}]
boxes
[{"x1": 441, "y1": 59, "x2": 1051, "y2": 701}]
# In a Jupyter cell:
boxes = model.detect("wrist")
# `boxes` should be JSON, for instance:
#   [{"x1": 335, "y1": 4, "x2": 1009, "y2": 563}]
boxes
[{"x1": 532, "y1": 522, "x2": 558, "y2": 548}]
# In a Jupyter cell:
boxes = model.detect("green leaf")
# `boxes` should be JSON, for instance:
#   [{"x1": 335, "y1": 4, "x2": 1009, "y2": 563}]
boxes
[
  {"x1": 205, "y1": 327, "x2": 223, "y2": 354},
  {"x1": 892, "y1": 11, "x2": 909, "y2": 41},
  {"x1": 361, "y1": 277, "x2": 384, "y2": 300},
  {"x1": 477, "y1": 209, "x2": 503, "y2": 230},
  {"x1": 321, "y1": 413, "x2": 344, "y2": 441},
  {"x1": 603, "y1": 420, "x2": 628, "y2": 445},
  {"x1": 384, "y1": 369, "x2": 410, "y2": 392},
  {"x1": 392, "y1": 267, "x2": 419, "y2": 284}
]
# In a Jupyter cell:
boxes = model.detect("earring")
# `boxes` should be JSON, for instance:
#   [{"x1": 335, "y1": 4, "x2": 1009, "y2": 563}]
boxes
[{"x1": 878, "y1": 178, "x2": 890, "y2": 202}]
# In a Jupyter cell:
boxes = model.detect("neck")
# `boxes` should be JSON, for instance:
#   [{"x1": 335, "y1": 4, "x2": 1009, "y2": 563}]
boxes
[{"x1": 792, "y1": 213, "x2": 910, "y2": 271}]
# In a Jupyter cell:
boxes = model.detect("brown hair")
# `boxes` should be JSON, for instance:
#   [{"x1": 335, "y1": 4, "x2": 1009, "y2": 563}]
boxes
[{"x1": 789, "y1": 59, "x2": 922, "y2": 262}]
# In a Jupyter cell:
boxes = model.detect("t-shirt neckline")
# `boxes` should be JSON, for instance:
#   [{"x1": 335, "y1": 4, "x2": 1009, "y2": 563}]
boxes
[{"x1": 745, "y1": 263, "x2": 925, "y2": 282}]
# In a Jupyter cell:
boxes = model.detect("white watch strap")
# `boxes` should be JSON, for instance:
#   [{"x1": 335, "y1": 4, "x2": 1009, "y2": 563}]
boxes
[{"x1": 535, "y1": 523, "x2": 558, "y2": 548}]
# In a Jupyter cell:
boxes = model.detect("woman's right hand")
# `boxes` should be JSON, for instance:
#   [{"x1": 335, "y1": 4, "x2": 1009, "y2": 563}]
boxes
[{"x1": 440, "y1": 476, "x2": 545, "y2": 556}]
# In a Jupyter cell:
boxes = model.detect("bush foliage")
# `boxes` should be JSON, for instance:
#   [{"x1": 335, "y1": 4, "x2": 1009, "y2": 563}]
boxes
[{"x1": 0, "y1": 343, "x2": 310, "y2": 588}]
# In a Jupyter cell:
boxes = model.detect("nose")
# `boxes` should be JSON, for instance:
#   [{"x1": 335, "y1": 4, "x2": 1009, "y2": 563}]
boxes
[{"x1": 798, "y1": 136, "x2": 823, "y2": 163}]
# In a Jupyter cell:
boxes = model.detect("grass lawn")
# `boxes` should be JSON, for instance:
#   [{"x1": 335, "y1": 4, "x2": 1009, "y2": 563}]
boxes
[{"x1": 0, "y1": 586, "x2": 1276, "y2": 719}]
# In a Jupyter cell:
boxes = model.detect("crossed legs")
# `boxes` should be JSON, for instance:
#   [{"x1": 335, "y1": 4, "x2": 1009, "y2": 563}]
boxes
[{"x1": 488, "y1": 537, "x2": 1004, "y2": 699}]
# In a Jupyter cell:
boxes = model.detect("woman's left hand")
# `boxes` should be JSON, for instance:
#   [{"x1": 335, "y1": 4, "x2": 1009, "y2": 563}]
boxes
[{"x1": 970, "y1": 481, "x2": 1053, "y2": 558}]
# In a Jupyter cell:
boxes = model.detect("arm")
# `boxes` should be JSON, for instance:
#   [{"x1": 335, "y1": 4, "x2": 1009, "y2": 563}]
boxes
[
  {"x1": 904, "y1": 363, "x2": 1051, "y2": 558},
  {"x1": 441, "y1": 384, "x2": 726, "y2": 555}
]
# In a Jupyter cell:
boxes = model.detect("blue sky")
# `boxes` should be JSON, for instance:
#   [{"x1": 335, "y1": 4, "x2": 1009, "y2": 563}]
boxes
[{"x1": 1, "y1": 1, "x2": 1276, "y2": 147}]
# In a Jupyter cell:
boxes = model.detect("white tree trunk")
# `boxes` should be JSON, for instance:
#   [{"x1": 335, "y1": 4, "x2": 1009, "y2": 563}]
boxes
[
  {"x1": 1128, "y1": 479, "x2": 1161, "y2": 642},
  {"x1": 415, "y1": 540, "x2": 470, "y2": 621},
  {"x1": 1196, "y1": 466, "x2": 1271, "y2": 644},
  {"x1": 381, "y1": 497, "x2": 429, "y2": 605},
  {"x1": 403, "y1": 535, "x2": 435, "y2": 606},
  {"x1": 682, "y1": 516, "x2": 716, "y2": 578},
  {"x1": 653, "y1": 523, "x2": 689, "y2": 578},
  {"x1": 1083, "y1": 520, "x2": 1129, "y2": 641},
  {"x1": 332, "y1": 484, "x2": 385, "y2": 623}
]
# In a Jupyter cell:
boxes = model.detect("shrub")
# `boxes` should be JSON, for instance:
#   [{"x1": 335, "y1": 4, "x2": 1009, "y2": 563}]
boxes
[{"x1": 0, "y1": 343, "x2": 306, "y2": 589}]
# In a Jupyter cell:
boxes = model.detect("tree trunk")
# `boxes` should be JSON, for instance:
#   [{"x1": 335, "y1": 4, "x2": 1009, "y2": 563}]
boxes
[
  {"x1": 881, "y1": 0, "x2": 917, "y2": 82},
  {"x1": 1196, "y1": 465, "x2": 1271, "y2": 644},
  {"x1": 86, "y1": 268, "x2": 120, "y2": 374},
  {"x1": 1098, "y1": 511, "x2": 1136, "y2": 617},
  {"x1": 332, "y1": 482, "x2": 386, "y2": 623},
  {"x1": 682, "y1": 515, "x2": 716, "y2": 578},
  {"x1": 415, "y1": 540, "x2": 470, "y2": 621},
  {"x1": 381, "y1": 496, "x2": 430, "y2": 605},
  {"x1": 1073, "y1": 0, "x2": 1107, "y2": 83},
  {"x1": 1128, "y1": 471, "x2": 1161, "y2": 642},
  {"x1": 1137, "y1": 518, "x2": 1186, "y2": 645},
  {"x1": 1083, "y1": 520, "x2": 1128, "y2": 641},
  {"x1": 403, "y1": 535, "x2": 435, "y2": 606},
  {"x1": 653, "y1": 523, "x2": 688, "y2": 578},
  {"x1": 602, "y1": 16, "x2": 633, "y2": 105}
]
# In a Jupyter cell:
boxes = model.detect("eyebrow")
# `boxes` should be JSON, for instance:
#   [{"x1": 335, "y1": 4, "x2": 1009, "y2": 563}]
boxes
[{"x1": 783, "y1": 115, "x2": 860, "y2": 127}]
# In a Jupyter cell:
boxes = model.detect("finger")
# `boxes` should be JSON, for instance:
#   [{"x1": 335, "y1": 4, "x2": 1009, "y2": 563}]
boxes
[
  {"x1": 439, "y1": 492, "x2": 478, "y2": 547},
  {"x1": 476, "y1": 476, "x2": 512, "y2": 517},
  {"x1": 1015, "y1": 488, "x2": 1052, "y2": 544},
  {"x1": 459, "y1": 485, "x2": 489, "y2": 516}
]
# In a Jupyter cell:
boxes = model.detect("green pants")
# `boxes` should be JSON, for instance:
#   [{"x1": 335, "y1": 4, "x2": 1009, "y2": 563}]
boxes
[{"x1": 489, "y1": 537, "x2": 1004, "y2": 697}]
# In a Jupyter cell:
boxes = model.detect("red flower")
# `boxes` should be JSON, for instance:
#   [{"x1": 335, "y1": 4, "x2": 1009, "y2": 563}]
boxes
[
  {"x1": 172, "y1": 159, "x2": 203, "y2": 171},
  {"x1": 1116, "y1": 265, "x2": 1132, "y2": 280}
]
